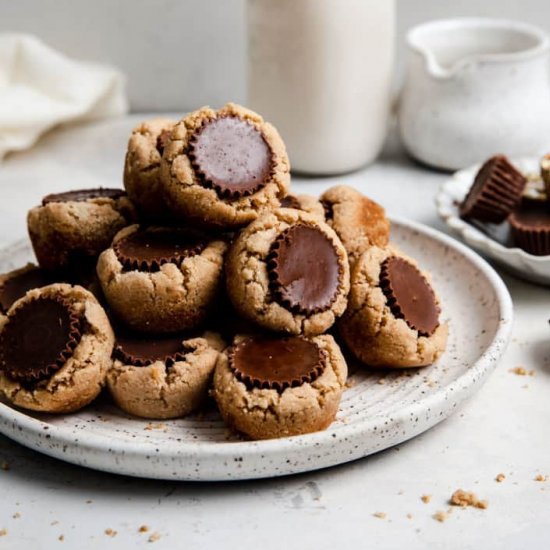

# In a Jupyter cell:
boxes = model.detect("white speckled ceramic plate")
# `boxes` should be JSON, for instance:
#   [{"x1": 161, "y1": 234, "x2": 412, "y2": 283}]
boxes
[
  {"x1": 0, "y1": 218, "x2": 513, "y2": 481},
  {"x1": 436, "y1": 157, "x2": 550, "y2": 286}
]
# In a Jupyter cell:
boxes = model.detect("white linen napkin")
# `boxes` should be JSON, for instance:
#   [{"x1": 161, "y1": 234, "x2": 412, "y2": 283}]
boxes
[{"x1": 0, "y1": 33, "x2": 128, "y2": 160}]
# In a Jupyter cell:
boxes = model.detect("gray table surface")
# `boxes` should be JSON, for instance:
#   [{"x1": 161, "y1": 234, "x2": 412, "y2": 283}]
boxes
[{"x1": 0, "y1": 116, "x2": 548, "y2": 549}]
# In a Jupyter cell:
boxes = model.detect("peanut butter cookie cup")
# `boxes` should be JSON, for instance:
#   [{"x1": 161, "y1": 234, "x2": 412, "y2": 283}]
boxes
[
  {"x1": 213, "y1": 333, "x2": 347, "y2": 440},
  {"x1": 160, "y1": 103, "x2": 290, "y2": 229},
  {"x1": 225, "y1": 209, "x2": 350, "y2": 336},
  {"x1": 320, "y1": 185, "x2": 390, "y2": 265},
  {"x1": 124, "y1": 118, "x2": 176, "y2": 221},
  {"x1": 97, "y1": 225, "x2": 227, "y2": 333},
  {"x1": 339, "y1": 246, "x2": 448, "y2": 367},
  {"x1": 107, "y1": 330, "x2": 224, "y2": 419},
  {"x1": 27, "y1": 188, "x2": 136, "y2": 272},
  {"x1": 0, "y1": 284, "x2": 114, "y2": 413}
]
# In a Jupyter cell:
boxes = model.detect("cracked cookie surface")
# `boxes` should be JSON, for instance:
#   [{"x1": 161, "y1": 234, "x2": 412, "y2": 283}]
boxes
[
  {"x1": 212, "y1": 334, "x2": 347, "y2": 440},
  {"x1": 160, "y1": 103, "x2": 290, "y2": 230},
  {"x1": 27, "y1": 189, "x2": 136, "y2": 272},
  {"x1": 339, "y1": 246, "x2": 448, "y2": 367},
  {"x1": 0, "y1": 283, "x2": 114, "y2": 413},
  {"x1": 123, "y1": 118, "x2": 176, "y2": 222},
  {"x1": 108, "y1": 331, "x2": 224, "y2": 419},
  {"x1": 225, "y1": 209, "x2": 350, "y2": 336},
  {"x1": 97, "y1": 225, "x2": 227, "y2": 333},
  {"x1": 321, "y1": 185, "x2": 390, "y2": 266}
]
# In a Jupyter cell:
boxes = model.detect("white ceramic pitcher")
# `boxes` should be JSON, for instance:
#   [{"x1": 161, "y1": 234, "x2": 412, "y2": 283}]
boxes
[{"x1": 398, "y1": 18, "x2": 550, "y2": 171}]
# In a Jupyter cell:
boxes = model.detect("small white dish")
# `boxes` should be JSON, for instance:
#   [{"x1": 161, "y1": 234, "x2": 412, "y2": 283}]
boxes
[
  {"x1": 0, "y1": 218, "x2": 513, "y2": 481},
  {"x1": 436, "y1": 157, "x2": 550, "y2": 286}
]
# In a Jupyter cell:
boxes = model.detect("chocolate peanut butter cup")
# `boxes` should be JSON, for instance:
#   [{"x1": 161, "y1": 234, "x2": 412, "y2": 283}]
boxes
[
  {"x1": 267, "y1": 224, "x2": 343, "y2": 315},
  {"x1": 0, "y1": 267, "x2": 53, "y2": 313},
  {"x1": 509, "y1": 199, "x2": 550, "y2": 256},
  {"x1": 459, "y1": 155, "x2": 527, "y2": 224},
  {"x1": 379, "y1": 256, "x2": 440, "y2": 336},
  {"x1": 229, "y1": 336, "x2": 326, "y2": 392},
  {"x1": 42, "y1": 188, "x2": 126, "y2": 205},
  {"x1": 113, "y1": 333, "x2": 188, "y2": 367},
  {"x1": 189, "y1": 116, "x2": 273, "y2": 199},
  {"x1": 114, "y1": 228, "x2": 205, "y2": 272},
  {"x1": 0, "y1": 295, "x2": 82, "y2": 382}
]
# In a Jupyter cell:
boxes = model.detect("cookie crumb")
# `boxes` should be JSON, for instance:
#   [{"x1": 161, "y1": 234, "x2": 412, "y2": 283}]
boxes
[
  {"x1": 534, "y1": 474, "x2": 547, "y2": 482},
  {"x1": 509, "y1": 367, "x2": 535, "y2": 376},
  {"x1": 0, "y1": 529, "x2": 7, "y2": 537},
  {"x1": 104, "y1": 528, "x2": 117, "y2": 537},
  {"x1": 148, "y1": 532, "x2": 161, "y2": 543},
  {"x1": 139, "y1": 525, "x2": 150, "y2": 533},
  {"x1": 421, "y1": 494, "x2": 431, "y2": 504},
  {"x1": 406, "y1": 513, "x2": 413, "y2": 519},
  {"x1": 58, "y1": 535, "x2": 64, "y2": 542},
  {"x1": 1, "y1": 462, "x2": 10, "y2": 471},
  {"x1": 495, "y1": 473, "x2": 506, "y2": 483},
  {"x1": 144, "y1": 423, "x2": 166, "y2": 431},
  {"x1": 450, "y1": 489, "x2": 488, "y2": 509},
  {"x1": 433, "y1": 511, "x2": 448, "y2": 523},
  {"x1": 51, "y1": 521, "x2": 59, "y2": 526},
  {"x1": 373, "y1": 512, "x2": 386, "y2": 519},
  {"x1": 12, "y1": 512, "x2": 20, "y2": 519}
]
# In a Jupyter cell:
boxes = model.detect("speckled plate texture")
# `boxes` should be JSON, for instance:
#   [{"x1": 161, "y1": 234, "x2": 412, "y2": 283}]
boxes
[
  {"x1": 0, "y1": 218, "x2": 513, "y2": 481},
  {"x1": 437, "y1": 157, "x2": 550, "y2": 286}
]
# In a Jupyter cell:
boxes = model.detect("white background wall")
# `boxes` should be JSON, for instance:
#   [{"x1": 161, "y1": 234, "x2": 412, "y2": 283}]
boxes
[{"x1": 2, "y1": 0, "x2": 550, "y2": 112}]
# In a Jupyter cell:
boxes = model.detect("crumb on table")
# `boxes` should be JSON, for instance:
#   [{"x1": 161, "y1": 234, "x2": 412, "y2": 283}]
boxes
[
  {"x1": 450, "y1": 489, "x2": 488, "y2": 509},
  {"x1": 535, "y1": 474, "x2": 547, "y2": 482},
  {"x1": 433, "y1": 511, "x2": 449, "y2": 523},
  {"x1": 373, "y1": 512, "x2": 386, "y2": 519},
  {"x1": 148, "y1": 532, "x2": 161, "y2": 543},
  {"x1": 509, "y1": 367, "x2": 535, "y2": 376},
  {"x1": 139, "y1": 525, "x2": 150, "y2": 533},
  {"x1": 495, "y1": 473, "x2": 506, "y2": 483},
  {"x1": 421, "y1": 494, "x2": 431, "y2": 504},
  {"x1": 104, "y1": 528, "x2": 117, "y2": 537}
]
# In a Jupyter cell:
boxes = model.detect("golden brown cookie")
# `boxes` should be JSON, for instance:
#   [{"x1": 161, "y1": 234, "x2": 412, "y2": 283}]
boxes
[
  {"x1": 160, "y1": 103, "x2": 290, "y2": 230},
  {"x1": 123, "y1": 118, "x2": 176, "y2": 221},
  {"x1": 107, "y1": 330, "x2": 224, "y2": 419},
  {"x1": 320, "y1": 185, "x2": 390, "y2": 265},
  {"x1": 97, "y1": 225, "x2": 227, "y2": 333},
  {"x1": 225, "y1": 209, "x2": 350, "y2": 336},
  {"x1": 212, "y1": 333, "x2": 347, "y2": 440},
  {"x1": 280, "y1": 194, "x2": 325, "y2": 222},
  {"x1": 339, "y1": 246, "x2": 448, "y2": 367},
  {"x1": 0, "y1": 283, "x2": 114, "y2": 413},
  {"x1": 27, "y1": 188, "x2": 137, "y2": 272}
]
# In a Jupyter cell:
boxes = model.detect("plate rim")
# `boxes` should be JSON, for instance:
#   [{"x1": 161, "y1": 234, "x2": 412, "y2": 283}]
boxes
[{"x1": 0, "y1": 217, "x2": 514, "y2": 479}]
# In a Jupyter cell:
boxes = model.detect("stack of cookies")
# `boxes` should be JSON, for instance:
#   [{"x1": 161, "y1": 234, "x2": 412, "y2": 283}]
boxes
[{"x1": 0, "y1": 103, "x2": 448, "y2": 440}]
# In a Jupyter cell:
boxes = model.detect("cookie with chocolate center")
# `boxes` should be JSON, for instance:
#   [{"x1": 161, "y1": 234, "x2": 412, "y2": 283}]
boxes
[
  {"x1": 160, "y1": 103, "x2": 290, "y2": 230},
  {"x1": 509, "y1": 199, "x2": 550, "y2": 256},
  {"x1": 225, "y1": 209, "x2": 350, "y2": 336},
  {"x1": 28, "y1": 187, "x2": 136, "y2": 272},
  {"x1": 339, "y1": 247, "x2": 448, "y2": 368},
  {"x1": 107, "y1": 330, "x2": 224, "y2": 419},
  {"x1": 124, "y1": 118, "x2": 177, "y2": 222},
  {"x1": 213, "y1": 334, "x2": 347, "y2": 440},
  {"x1": 459, "y1": 155, "x2": 527, "y2": 224},
  {"x1": 0, "y1": 284, "x2": 114, "y2": 413},
  {"x1": 97, "y1": 225, "x2": 228, "y2": 333}
]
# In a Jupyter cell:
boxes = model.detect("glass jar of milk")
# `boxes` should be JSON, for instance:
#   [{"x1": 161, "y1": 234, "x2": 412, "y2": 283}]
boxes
[{"x1": 247, "y1": 0, "x2": 395, "y2": 175}]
